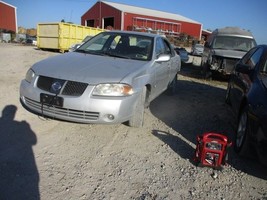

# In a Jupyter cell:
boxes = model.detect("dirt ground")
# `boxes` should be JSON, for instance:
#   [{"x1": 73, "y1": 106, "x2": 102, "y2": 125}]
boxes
[{"x1": 0, "y1": 43, "x2": 266, "y2": 200}]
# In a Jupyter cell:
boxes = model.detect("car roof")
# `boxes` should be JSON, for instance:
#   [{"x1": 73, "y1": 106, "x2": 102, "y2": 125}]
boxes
[
  {"x1": 215, "y1": 27, "x2": 254, "y2": 38},
  {"x1": 104, "y1": 30, "x2": 164, "y2": 38}
]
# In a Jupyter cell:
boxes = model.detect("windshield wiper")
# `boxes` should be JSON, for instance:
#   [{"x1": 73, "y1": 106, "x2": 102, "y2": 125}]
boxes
[
  {"x1": 75, "y1": 49, "x2": 87, "y2": 53},
  {"x1": 76, "y1": 49, "x2": 131, "y2": 59},
  {"x1": 77, "y1": 50, "x2": 107, "y2": 56},
  {"x1": 103, "y1": 51, "x2": 131, "y2": 59}
]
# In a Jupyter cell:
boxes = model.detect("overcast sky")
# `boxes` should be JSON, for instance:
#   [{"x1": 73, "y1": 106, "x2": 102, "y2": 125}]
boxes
[{"x1": 3, "y1": 0, "x2": 267, "y2": 44}]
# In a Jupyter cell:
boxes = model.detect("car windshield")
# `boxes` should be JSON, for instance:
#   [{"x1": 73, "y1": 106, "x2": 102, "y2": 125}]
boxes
[
  {"x1": 82, "y1": 35, "x2": 93, "y2": 43},
  {"x1": 212, "y1": 36, "x2": 256, "y2": 51},
  {"x1": 77, "y1": 32, "x2": 153, "y2": 61}
]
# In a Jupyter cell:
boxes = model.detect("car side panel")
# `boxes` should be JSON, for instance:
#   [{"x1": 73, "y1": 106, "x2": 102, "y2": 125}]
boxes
[{"x1": 151, "y1": 60, "x2": 169, "y2": 98}]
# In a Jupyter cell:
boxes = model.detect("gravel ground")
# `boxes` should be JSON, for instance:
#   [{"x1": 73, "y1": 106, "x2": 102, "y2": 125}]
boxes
[{"x1": 0, "y1": 43, "x2": 266, "y2": 200}]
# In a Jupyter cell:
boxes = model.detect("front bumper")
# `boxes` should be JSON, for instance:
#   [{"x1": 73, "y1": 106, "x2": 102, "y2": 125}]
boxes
[
  {"x1": 210, "y1": 56, "x2": 240, "y2": 74},
  {"x1": 20, "y1": 79, "x2": 139, "y2": 124}
]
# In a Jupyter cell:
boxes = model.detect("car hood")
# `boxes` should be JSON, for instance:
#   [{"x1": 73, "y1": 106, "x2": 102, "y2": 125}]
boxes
[
  {"x1": 32, "y1": 52, "x2": 148, "y2": 84},
  {"x1": 213, "y1": 49, "x2": 247, "y2": 59}
]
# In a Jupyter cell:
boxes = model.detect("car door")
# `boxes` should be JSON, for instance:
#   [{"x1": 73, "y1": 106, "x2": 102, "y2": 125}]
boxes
[
  {"x1": 151, "y1": 37, "x2": 172, "y2": 98},
  {"x1": 249, "y1": 48, "x2": 267, "y2": 138},
  {"x1": 231, "y1": 47, "x2": 263, "y2": 113},
  {"x1": 162, "y1": 38, "x2": 179, "y2": 78}
]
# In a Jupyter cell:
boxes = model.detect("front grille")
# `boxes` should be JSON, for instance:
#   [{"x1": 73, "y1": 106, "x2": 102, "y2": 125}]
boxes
[
  {"x1": 225, "y1": 58, "x2": 239, "y2": 74},
  {"x1": 37, "y1": 76, "x2": 88, "y2": 96},
  {"x1": 62, "y1": 81, "x2": 88, "y2": 96},
  {"x1": 24, "y1": 97, "x2": 99, "y2": 121}
]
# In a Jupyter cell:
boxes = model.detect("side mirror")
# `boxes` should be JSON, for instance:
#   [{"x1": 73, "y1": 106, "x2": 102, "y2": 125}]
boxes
[
  {"x1": 235, "y1": 63, "x2": 251, "y2": 74},
  {"x1": 155, "y1": 54, "x2": 171, "y2": 62}
]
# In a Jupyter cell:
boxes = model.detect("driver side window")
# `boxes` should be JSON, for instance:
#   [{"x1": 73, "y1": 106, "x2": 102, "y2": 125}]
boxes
[
  {"x1": 155, "y1": 38, "x2": 165, "y2": 56},
  {"x1": 162, "y1": 39, "x2": 173, "y2": 56},
  {"x1": 155, "y1": 38, "x2": 173, "y2": 56}
]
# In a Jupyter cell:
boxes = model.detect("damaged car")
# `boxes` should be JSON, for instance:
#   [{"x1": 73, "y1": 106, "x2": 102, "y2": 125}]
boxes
[
  {"x1": 202, "y1": 27, "x2": 257, "y2": 77},
  {"x1": 20, "y1": 31, "x2": 181, "y2": 127}
]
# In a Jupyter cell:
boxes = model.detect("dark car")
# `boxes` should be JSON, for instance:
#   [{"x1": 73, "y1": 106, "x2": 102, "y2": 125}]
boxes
[
  {"x1": 25, "y1": 37, "x2": 37, "y2": 46},
  {"x1": 174, "y1": 47, "x2": 189, "y2": 63},
  {"x1": 225, "y1": 45, "x2": 267, "y2": 166}
]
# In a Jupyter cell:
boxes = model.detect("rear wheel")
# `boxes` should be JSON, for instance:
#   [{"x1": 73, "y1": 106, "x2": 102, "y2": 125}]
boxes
[
  {"x1": 128, "y1": 87, "x2": 147, "y2": 128},
  {"x1": 234, "y1": 107, "x2": 250, "y2": 156}
]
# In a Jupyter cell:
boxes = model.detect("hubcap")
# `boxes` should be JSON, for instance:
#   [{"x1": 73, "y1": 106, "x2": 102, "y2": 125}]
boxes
[{"x1": 236, "y1": 112, "x2": 247, "y2": 148}]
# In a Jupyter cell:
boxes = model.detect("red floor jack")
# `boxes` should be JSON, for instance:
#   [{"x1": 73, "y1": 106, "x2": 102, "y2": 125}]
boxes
[{"x1": 194, "y1": 132, "x2": 232, "y2": 169}]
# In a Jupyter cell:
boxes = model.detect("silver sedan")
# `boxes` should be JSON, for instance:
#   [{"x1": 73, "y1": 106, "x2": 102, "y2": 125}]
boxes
[{"x1": 20, "y1": 31, "x2": 181, "y2": 127}]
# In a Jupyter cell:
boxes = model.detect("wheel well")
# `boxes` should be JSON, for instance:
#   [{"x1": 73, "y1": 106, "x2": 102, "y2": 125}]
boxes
[{"x1": 144, "y1": 84, "x2": 151, "y2": 107}]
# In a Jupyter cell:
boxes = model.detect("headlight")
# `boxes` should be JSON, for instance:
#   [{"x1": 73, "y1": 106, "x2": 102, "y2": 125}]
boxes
[
  {"x1": 92, "y1": 83, "x2": 133, "y2": 96},
  {"x1": 25, "y1": 69, "x2": 35, "y2": 83}
]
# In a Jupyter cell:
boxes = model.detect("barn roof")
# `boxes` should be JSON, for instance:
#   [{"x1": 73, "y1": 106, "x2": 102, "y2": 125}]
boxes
[
  {"x1": 101, "y1": 1, "x2": 201, "y2": 25},
  {"x1": 0, "y1": 1, "x2": 16, "y2": 9}
]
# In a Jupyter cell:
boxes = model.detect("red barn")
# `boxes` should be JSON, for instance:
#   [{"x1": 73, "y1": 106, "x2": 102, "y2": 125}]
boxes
[
  {"x1": 81, "y1": 1, "x2": 202, "y2": 40},
  {"x1": 0, "y1": 1, "x2": 17, "y2": 33}
]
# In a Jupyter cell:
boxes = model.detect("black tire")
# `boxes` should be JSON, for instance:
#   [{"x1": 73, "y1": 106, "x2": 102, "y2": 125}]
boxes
[
  {"x1": 234, "y1": 107, "x2": 250, "y2": 156},
  {"x1": 128, "y1": 87, "x2": 147, "y2": 128},
  {"x1": 167, "y1": 74, "x2": 178, "y2": 95}
]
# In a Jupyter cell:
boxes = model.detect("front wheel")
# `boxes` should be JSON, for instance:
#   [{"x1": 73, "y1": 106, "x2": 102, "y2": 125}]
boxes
[
  {"x1": 202, "y1": 61, "x2": 212, "y2": 80},
  {"x1": 167, "y1": 74, "x2": 178, "y2": 95},
  {"x1": 234, "y1": 107, "x2": 250, "y2": 156},
  {"x1": 128, "y1": 87, "x2": 147, "y2": 128}
]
